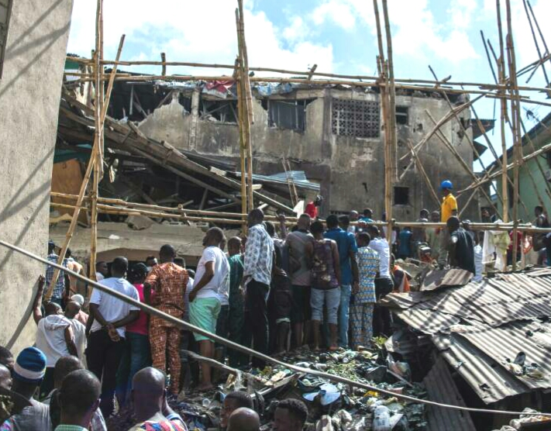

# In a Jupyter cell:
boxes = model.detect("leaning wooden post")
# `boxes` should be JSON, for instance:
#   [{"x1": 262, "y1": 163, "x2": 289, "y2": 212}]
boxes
[
  {"x1": 44, "y1": 34, "x2": 126, "y2": 301},
  {"x1": 504, "y1": 0, "x2": 523, "y2": 270}
]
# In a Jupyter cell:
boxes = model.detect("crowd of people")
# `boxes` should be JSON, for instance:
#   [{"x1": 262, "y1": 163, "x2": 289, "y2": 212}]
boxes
[{"x1": 3, "y1": 179, "x2": 548, "y2": 430}]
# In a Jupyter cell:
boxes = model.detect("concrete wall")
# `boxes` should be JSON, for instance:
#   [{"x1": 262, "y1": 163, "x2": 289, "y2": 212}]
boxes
[
  {"x1": 139, "y1": 87, "x2": 477, "y2": 219},
  {"x1": 0, "y1": 0, "x2": 73, "y2": 353}
]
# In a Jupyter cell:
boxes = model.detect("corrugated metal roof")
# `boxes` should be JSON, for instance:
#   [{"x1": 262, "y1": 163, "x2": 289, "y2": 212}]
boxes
[
  {"x1": 424, "y1": 357, "x2": 476, "y2": 431},
  {"x1": 386, "y1": 271, "x2": 551, "y2": 404}
]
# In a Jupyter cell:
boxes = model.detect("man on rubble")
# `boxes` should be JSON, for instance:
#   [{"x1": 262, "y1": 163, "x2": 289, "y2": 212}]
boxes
[
  {"x1": 438, "y1": 180, "x2": 458, "y2": 268},
  {"x1": 145, "y1": 244, "x2": 188, "y2": 396},
  {"x1": 447, "y1": 217, "x2": 475, "y2": 274}
]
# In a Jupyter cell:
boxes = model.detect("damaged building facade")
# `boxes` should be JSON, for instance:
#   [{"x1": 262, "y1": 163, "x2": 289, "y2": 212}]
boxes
[{"x1": 108, "y1": 79, "x2": 480, "y2": 219}]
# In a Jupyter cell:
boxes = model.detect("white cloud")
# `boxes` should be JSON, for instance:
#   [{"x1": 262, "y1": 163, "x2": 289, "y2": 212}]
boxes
[
  {"x1": 68, "y1": 0, "x2": 334, "y2": 76},
  {"x1": 309, "y1": 0, "x2": 479, "y2": 64},
  {"x1": 312, "y1": 2, "x2": 356, "y2": 30}
]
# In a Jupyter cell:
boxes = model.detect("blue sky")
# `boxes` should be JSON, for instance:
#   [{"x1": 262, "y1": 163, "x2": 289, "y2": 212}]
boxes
[{"x1": 67, "y1": 0, "x2": 551, "y2": 170}]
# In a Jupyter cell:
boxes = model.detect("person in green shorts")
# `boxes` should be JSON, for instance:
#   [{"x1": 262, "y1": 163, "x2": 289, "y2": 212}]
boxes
[{"x1": 189, "y1": 228, "x2": 230, "y2": 391}]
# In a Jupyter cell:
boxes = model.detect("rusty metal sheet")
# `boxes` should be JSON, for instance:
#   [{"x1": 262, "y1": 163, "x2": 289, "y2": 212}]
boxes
[{"x1": 421, "y1": 269, "x2": 473, "y2": 291}]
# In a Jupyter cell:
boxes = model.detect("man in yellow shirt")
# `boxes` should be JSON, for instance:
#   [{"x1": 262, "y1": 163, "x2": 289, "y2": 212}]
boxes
[
  {"x1": 438, "y1": 180, "x2": 458, "y2": 267},
  {"x1": 440, "y1": 180, "x2": 458, "y2": 222}
]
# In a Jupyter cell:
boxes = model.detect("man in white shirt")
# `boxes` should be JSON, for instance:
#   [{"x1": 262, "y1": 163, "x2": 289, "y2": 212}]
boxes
[
  {"x1": 87, "y1": 257, "x2": 140, "y2": 418},
  {"x1": 243, "y1": 209, "x2": 274, "y2": 369},
  {"x1": 189, "y1": 228, "x2": 229, "y2": 391},
  {"x1": 31, "y1": 276, "x2": 78, "y2": 399},
  {"x1": 366, "y1": 226, "x2": 394, "y2": 337}
]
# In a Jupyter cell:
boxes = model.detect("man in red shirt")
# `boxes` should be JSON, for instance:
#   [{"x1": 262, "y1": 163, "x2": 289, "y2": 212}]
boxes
[{"x1": 305, "y1": 195, "x2": 323, "y2": 219}]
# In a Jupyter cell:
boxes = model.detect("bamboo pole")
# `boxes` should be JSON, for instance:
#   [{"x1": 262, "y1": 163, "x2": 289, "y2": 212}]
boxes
[
  {"x1": 44, "y1": 35, "x2": 126, "y2": 301},
  {"x1": 49, "y1": 202, "x2": 551, "y2": 234},
  {"x1": 404, "y1": 140, "x2": 440, "y2": 207},
  {"x1": 66, "y1": 54, "x2": 551, "y2": 93},
  {"x1": 51, "y1": 193, "x2": 299, "y2": 221},
  {"x1": 373, "y1": 0, "x2": 393, "y2": 246},
  {"x1": 236, "y1": 0, "x2": 254, "y2": 213},
  {"x1": 234, "y1": 56, "x2": 248, "y2": 232},
  {"x1": 496, "y1": 0, "x2": 510, "y2": 223},
  {"x1": 425, "y1": 110, "x2": 503, "y2": 218},
  {"x1": 382, "y1": 0, "x2": 398, "y2": 184},
  {"x1": 522, "y1": 0, "x2": 549, "y2": 87},
  {"x1": 505, "y1": 0, "x2": 523, "y2": 271}
]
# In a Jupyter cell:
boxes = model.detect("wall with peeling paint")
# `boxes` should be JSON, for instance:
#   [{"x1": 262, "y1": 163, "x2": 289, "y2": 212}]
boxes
[{"x1": 139, "y1": 88, "x2": 476, "y2": 219}]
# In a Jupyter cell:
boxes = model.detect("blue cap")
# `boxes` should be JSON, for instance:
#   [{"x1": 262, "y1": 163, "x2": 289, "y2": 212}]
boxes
[{"x1": 13, "y1": 347, "x2": 47, "y2": 384}]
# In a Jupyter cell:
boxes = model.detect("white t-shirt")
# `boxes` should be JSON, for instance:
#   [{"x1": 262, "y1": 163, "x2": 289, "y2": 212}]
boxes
[
  {"x1": 194, "y1": 247, "x2": 230, "y2": 300},
  {"x1": 369, "y1": 237, "x2": 391, "y2": 279},
  {"x1": 217, "y1": 254, "x2": 230, "y2": 306},
  {"x1": 90, "y1": 277, "x2": 140, "y2": 337},
  {"x1": 36, "y1": 315, "x2": 72, "y2": 368}
]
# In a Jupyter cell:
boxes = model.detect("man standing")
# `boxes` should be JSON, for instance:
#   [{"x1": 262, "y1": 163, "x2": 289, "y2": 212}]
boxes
[
  {"x1": 439, "y1": 180, "x2": 458, "y2": 267},
  {"x1": 189, "y1": 228, "x2": 229, "y2": 390},
  {"x1": 351, "y1": 233, "x2": 379, "y2": 350},
  {"x1": 32, "y1": 276, "x2": 77, "y2": 399},
  {"x1": 534, "y1": 206, "x2": 550, "y2": 259},
  {"x1": 226, "y1": 237, "x2": 247, "y2": 368},
  {"x1": 447, "y1": 217, "x2": 475, "y2": 274},
  {"x1": 366, "y1": 226, "x2": 394, "y2": 337},
  {"x1": 95, "y1": 261, "x2": 108, "y2": 282},
  {"x1": 348, "y1": 211, "x2": 359, "y2": 233},
  {"x1": 145, "y1": 245, "x2": 188, "y2": 396},
  {"x1": 324, "y1": 214, "x2": 359, "y2": 349},
  {"x1": 63, "y1": 301, "x2": 87, "y2": 363},
  {"x1": 360, "y1": 208, "x2": 373, "y2": 223},
  {"x1": 285, "y1": 214, "x2": 314, "y2": 348},
  {"x1": 88, "y1": 257, "x2": 140, "y2": 418},
  {"x1": 45, "y1": 241, "x2": 70, "y2": 308},
  {"x1": 243, "y1": 209, "x2": 274, "y2": 369}
]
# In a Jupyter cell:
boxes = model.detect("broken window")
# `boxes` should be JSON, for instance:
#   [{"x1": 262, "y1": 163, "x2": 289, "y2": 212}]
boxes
[
  {"x1": 200, "y1": 99, "x2": 238, "y2": 124},
  {"x1": 267, "y1": 99, "x2": 313, "y2": 132},
  {"x1": 0, "y1": 0, "x2": 12, "y2": 79},
  {"x1": 331, "y1": 99, "x2": 380, "y2": 138},
  {"x1": 396, "y1": 106, "x2": 409, "y2": 125},
  {"x1": 394, "y1": 186, "x2": 410, "y2": 205}
]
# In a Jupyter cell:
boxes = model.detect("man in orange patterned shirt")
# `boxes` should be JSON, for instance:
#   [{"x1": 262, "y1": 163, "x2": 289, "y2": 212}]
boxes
[{"x1": 145, "y1": 245, "x2": 188, "y2": 395}]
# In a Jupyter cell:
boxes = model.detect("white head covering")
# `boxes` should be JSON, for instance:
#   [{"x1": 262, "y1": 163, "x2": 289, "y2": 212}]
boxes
[{"x1": 71, "y1": 294, "x2": 85, "y2": 306}]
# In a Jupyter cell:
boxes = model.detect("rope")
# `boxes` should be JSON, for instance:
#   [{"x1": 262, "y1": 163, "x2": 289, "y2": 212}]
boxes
[{"x1": 3, "y1": 238, "x2": 550, "y2": 419}]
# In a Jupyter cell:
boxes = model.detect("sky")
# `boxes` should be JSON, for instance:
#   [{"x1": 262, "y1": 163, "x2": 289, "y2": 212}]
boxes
[{"x1": 67, "y1": 0, "x2": 551, "y2": 171}]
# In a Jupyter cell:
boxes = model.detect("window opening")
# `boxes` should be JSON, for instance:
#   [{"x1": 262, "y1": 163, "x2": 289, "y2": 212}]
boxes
[
  {"x1": 268, "y1": 99, "x2": 313, "y2": 132},
  {"x1": 394, "y1": 187, "x2": 410, "y2": 205},
  {"x1": 396, "y1": 106, "x2": 409, "y2": 125},
  {"x1": 331, "y1": 99, "x2": 380, "y2": 138}
]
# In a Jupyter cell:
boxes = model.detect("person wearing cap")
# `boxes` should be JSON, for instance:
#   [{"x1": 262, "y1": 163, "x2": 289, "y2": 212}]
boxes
[
  {"x1": 4, "y1": 347, "x2": 52, "y2": 430},
  {"x1": 439, "y1": 180, "x2": 458, "y2": 268}
]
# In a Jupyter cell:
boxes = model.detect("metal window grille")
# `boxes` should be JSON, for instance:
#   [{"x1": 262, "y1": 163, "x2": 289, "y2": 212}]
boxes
[
  {"x1": 0, "y1": 0, "x2": 12, "y2": 79},
  {"x1": 331, "y1": 99, "x2": 380, "y2": 138}
]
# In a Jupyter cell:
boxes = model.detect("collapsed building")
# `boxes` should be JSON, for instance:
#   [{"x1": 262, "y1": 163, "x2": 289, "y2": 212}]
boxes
[{"x1": 98, "y1": 74, "x2": 485, "y2": 219}]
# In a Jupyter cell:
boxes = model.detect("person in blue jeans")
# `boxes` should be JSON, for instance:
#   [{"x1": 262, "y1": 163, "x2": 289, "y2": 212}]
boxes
[
  {"x1": 116, "y1": 263, "x2": 151, "y2": 408},
  {"x1": 324, "y1": 214, "x2": 359, "y2": 348}
]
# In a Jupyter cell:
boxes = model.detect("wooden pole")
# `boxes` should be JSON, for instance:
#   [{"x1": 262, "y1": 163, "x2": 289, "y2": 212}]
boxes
[
  {"x1": 44, "y1": 35, "x2": 126, "y2": 301},
  {"x1": 404, "y1": 140, "x2": 440, "y2": 207},
  {"x1": 505, "y1": 0, "x2": 523, "y2": 270},
  {"x1": 522, "y1": 0, "x2": 549, "y2": 87},
  {"x1": 234, "y1": 39, "x2": 248, "y2": 231},
  {"x1": 382, "y1": 0, "x2": 398, "y2": 183},
  {"x1": 236, "y1": 0, "x2": 254, "y2": 213},
  {"x1": 496, "y1": 0, "x2": 509, "y2": 223}
]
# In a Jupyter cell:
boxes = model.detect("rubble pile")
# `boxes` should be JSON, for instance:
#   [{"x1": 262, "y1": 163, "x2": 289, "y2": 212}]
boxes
[{"x1": 108, "y1": 344, "x2": 430, "y2": 430}]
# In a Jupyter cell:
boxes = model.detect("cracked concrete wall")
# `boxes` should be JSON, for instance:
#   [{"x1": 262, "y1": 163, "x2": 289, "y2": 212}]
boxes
[
  {"x1": 139, "y1": 88, "x2": 476, "y2": 219},
  {"x1": 0, "y1": 0, "x2": 74, "y2": 353}
]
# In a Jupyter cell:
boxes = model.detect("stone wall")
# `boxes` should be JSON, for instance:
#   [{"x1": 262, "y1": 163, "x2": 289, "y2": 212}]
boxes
[{"x1": 0, "y1": 0, "x2": 73, "y2": 353}]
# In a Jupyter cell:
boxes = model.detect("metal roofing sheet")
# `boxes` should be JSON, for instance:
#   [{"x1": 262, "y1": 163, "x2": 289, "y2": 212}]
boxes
[
  {"x1": 424, "y1": 357, "x2": 476, "y2": 431},
  {"x1": 389, "y1": 271, "x2": 551, "y2": 404}
]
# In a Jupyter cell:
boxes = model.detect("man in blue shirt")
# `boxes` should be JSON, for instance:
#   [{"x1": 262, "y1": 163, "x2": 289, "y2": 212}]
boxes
[{"x1": 324, "y1": 215, "x2": 359, "y2": 348}]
